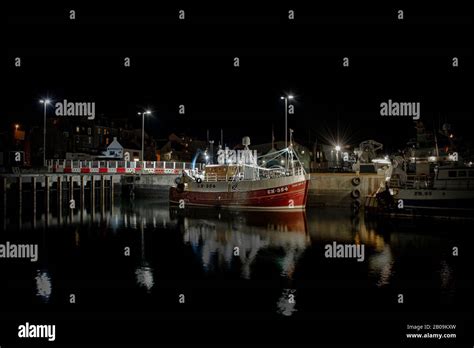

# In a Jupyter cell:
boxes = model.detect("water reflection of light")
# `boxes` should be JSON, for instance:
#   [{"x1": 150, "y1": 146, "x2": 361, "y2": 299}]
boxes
[
  {"x1": 276, "y1": 289, "x2": 297, "y2": 317},
  {"x1": 201, "y1": 239, "x2": 215, "y2": 271},
  {"x1": 368, "y1": 246, "x2": 394, "y2": 287},
  {"x1": 182, "y1": 212, "x2": 308, "y2": 279},
  {"x1": 74, "y1": 227, "x2": 80, "y2": 247},
  {"x1": 35, "y1": 270, "x2": 52, "y2": 302},
  {"x1": 279, "y1": 249, "x2": 301, "y2": 278},
  {"x1": 124, "y1": 213, "x2": 128, "y2": 228},
  {"x1": 135, "y1": 266, "x2": 154, "y2": 292},
  {"x1": 130, "y1": 214, "x2": 138, "y2": 229},
  {"x1": 439, "y1": 260, "x2": 452, "y2": 289},
  {"x1": 135, "y1": 218, "x2": 154, "y2": 292},
  {"x1": 111, "y1": 214, "x2": 120, "y2": 232}
]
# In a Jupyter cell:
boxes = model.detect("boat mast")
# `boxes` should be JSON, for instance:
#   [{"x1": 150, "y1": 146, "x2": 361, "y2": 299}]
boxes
[
  {"x1": 285, "y1": 97, "x2": 288, "y2": 172},
  {"x1": 289, "y1": 128, "x2": 295, "y2": 175},
  {"x1": 281, "y1": 94, "x2": 294, "y2": 173}
]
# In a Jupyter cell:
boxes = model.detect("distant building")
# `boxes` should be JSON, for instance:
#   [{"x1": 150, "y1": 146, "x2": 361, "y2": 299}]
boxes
[
  {"x1": 160, "y1": 133, "x2": 206, "y2": 162},
  {"x1": 0, "y1": 124, "x2": 28, "y2": 169},
  {"x1": 97, "y1": 137, "x2": 124, "y2": 159},
  {"x1": 27, "y1": 116, "x2": 155, "y2": 162}
]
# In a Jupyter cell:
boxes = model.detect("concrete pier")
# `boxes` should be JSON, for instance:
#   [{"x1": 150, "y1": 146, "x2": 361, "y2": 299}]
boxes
[
  {"x1": 121, "y1": 172, "x2": 386, "y2": 208},
  {"x1": 0, "y1": 173, "x2": 121, "y2": 230},
  {"x1": 1, "y1": 172, "x2": 385, "y2": 217},
  {"x1": 308, "y1": 173, "x2": 385, "y2": 208},
  {"x1": 121, "y1": 174, "x2": 177, "y2": 197}
]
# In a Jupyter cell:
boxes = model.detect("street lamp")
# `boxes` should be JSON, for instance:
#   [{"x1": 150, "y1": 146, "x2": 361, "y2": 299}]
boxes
[
  {"x1": 137, "y1": 110, "x2": 151, "y2": 161},
  {"x1": 335, "y1": 145, "x2": 341, "y2": 169},
  {"x1": 39, "y1": 99, "x2": 51, "y2": 167},
  {"x1": 280, "y1": 95, "x2": 294, "y2": 171}
]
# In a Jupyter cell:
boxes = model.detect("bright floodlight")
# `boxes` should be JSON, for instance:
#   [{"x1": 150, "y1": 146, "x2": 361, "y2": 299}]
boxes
[
  {"x1": 288, "y1": 95, "x2": 294, "y2": 99},
  {"x1": 40, "y1": 99, "x2": 51, "y2": 104},
  {"x1": 335, "y1": 145, "x2": 341, "y2": 151},
  {"x1": 145, "y1": 110, "x2": 151, "y2": 114}
]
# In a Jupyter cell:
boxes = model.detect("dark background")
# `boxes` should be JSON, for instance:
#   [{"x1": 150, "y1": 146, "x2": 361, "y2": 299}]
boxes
[
  {"x1": 6, "y1": 2, "x2": 472, "y2": 151},
  {"x1": 4, "y1": 1, "x2": 473, "y2": 346}
]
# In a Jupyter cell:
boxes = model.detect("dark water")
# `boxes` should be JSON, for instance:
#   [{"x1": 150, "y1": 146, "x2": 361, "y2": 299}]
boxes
[{"x1": 1, "y1": 192, "x2": 472, "y2": 345}]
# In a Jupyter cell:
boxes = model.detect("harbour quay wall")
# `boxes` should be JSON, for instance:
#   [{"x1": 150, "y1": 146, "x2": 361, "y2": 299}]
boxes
[
  {"x1": 308, "y1": 173, "x2": 385, "y2": 208},
  {"x1": 1, "y1": 172, "x2": 385, "y2": 209},
  {"x1": 125, "y1": 172, "x2": 386, "y2": 209},
  {"x1": 1, "y1": 173, "x2": 122, "y2": 193},
  {"x1": 122, "y1": 174, "x2": 176, "y2": 197}
]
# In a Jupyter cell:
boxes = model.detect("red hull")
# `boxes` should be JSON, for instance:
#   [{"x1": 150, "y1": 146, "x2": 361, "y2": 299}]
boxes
[{"x1": 170, "y1": 179, "x2": 310, "y2": 210}]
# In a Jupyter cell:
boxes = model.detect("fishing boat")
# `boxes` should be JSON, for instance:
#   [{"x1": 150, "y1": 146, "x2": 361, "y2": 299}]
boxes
[
  {"x1": 392, "y1": 165, "x2": 474, "y2": 211},
  {"x1": 365, "y1": 121, "x2": 474, "y2": 217},
  {"x1": 169, "y1": 137, "x2": 310, "y2": 210},
  {"x1": 365, "y1": 164, "x2": 474, "y2": 216}
]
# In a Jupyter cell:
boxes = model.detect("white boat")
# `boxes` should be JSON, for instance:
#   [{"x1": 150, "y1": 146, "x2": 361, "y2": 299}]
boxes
[{"x1": 366, "y1": 165, "x2": 474, "y2": 215}]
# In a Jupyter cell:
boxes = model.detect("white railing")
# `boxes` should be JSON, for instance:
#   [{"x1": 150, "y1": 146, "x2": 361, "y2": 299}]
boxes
[
  {"x1": 390, "y1": 174, "x2": 434, "y2": 189},
  {"x1": 46, "y1": 160, "x2": 201, "y2": 173},
  {"x1": 204, "y1": 173, "x2": 218, "y2": 182}
]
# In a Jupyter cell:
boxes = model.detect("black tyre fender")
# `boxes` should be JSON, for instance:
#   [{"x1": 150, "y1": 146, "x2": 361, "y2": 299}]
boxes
[
  {"x1": 351, "y1": 199, "x2": 360, "y2": 213},
  {"x1": 351, "y1": 199, "x2": 361, "y2": 211},
  {"x1": 351, "y1": 189, "x2": 361, "y2": 199},
  {"x1": 352, "y1": 176, "x2": 361, "y2": 186}
]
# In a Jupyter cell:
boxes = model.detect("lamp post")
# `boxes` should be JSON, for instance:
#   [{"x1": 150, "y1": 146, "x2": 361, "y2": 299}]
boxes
[
  {"x1": 137, "y1": 110, "x2": 151, "y2": 161},
  {"x1": 335, "y1": 145, "x2": 341, "y2": 169},
  {"x1": 280, "y1": 95, "x2": 294, "y2": 171},
  {"x1": 39, "y1": 99, "x2": 51, "y2": 167}
]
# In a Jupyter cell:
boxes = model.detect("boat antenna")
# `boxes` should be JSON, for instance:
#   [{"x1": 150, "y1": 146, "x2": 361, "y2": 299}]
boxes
[
  {"x1": 289, "y1": 128, "x2": 295, "y2": 174},
  {"x1": 271, "y1": 124, "x2": 275, "y2": 150},
  {"x1": 433, "y1": 126, "x2": 440, "y2": 158}
]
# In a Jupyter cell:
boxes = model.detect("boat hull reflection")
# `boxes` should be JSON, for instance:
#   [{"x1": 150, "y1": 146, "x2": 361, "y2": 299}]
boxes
[
  {"x1": 170, "y1": 207, "x2": 309, "y2": 279},
  {"x1": 170, "y1": 206, "x2": 308, "y2": 233}
]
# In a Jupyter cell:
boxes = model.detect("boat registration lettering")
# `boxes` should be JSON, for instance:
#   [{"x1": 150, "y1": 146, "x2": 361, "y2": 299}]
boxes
[
  {"x1": 414, "y1": 191, "x2": 432, "y2": 196},
  {"x1": 267, "y1": 186, "x2": 288, "y2": 195}
]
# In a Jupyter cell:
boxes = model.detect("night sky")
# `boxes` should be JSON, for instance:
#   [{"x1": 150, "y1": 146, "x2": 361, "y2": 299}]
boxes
[{"x1": 6, "y1": 2, "x2": 472, "y2": 151}]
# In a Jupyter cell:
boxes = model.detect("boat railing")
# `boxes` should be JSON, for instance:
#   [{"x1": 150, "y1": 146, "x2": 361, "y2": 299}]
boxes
[
  {"x1": 202, "y1": 163, "x2": 304, "y2": 182},
  {"x1": 203, "y1": 173, "x2": 233, "y2": 182},
  {"x1": 259, "y1": 168, "x2": 285, "y2": 179},
  {"x1": 257, "y1": 165, "x2": 305, "y2": 179},
  {"x1": 204, "y1": 173, "x2": 218, "y2": 182},
  {"x1": 390, "y1": 174, "x2": 434, "y2": 189},
  {"x1": 433, "y1": 177, "x2": 474, "y2": 190},
  {"x1": 294, "y1": 166, "x2": 305, "y2": 176}
]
